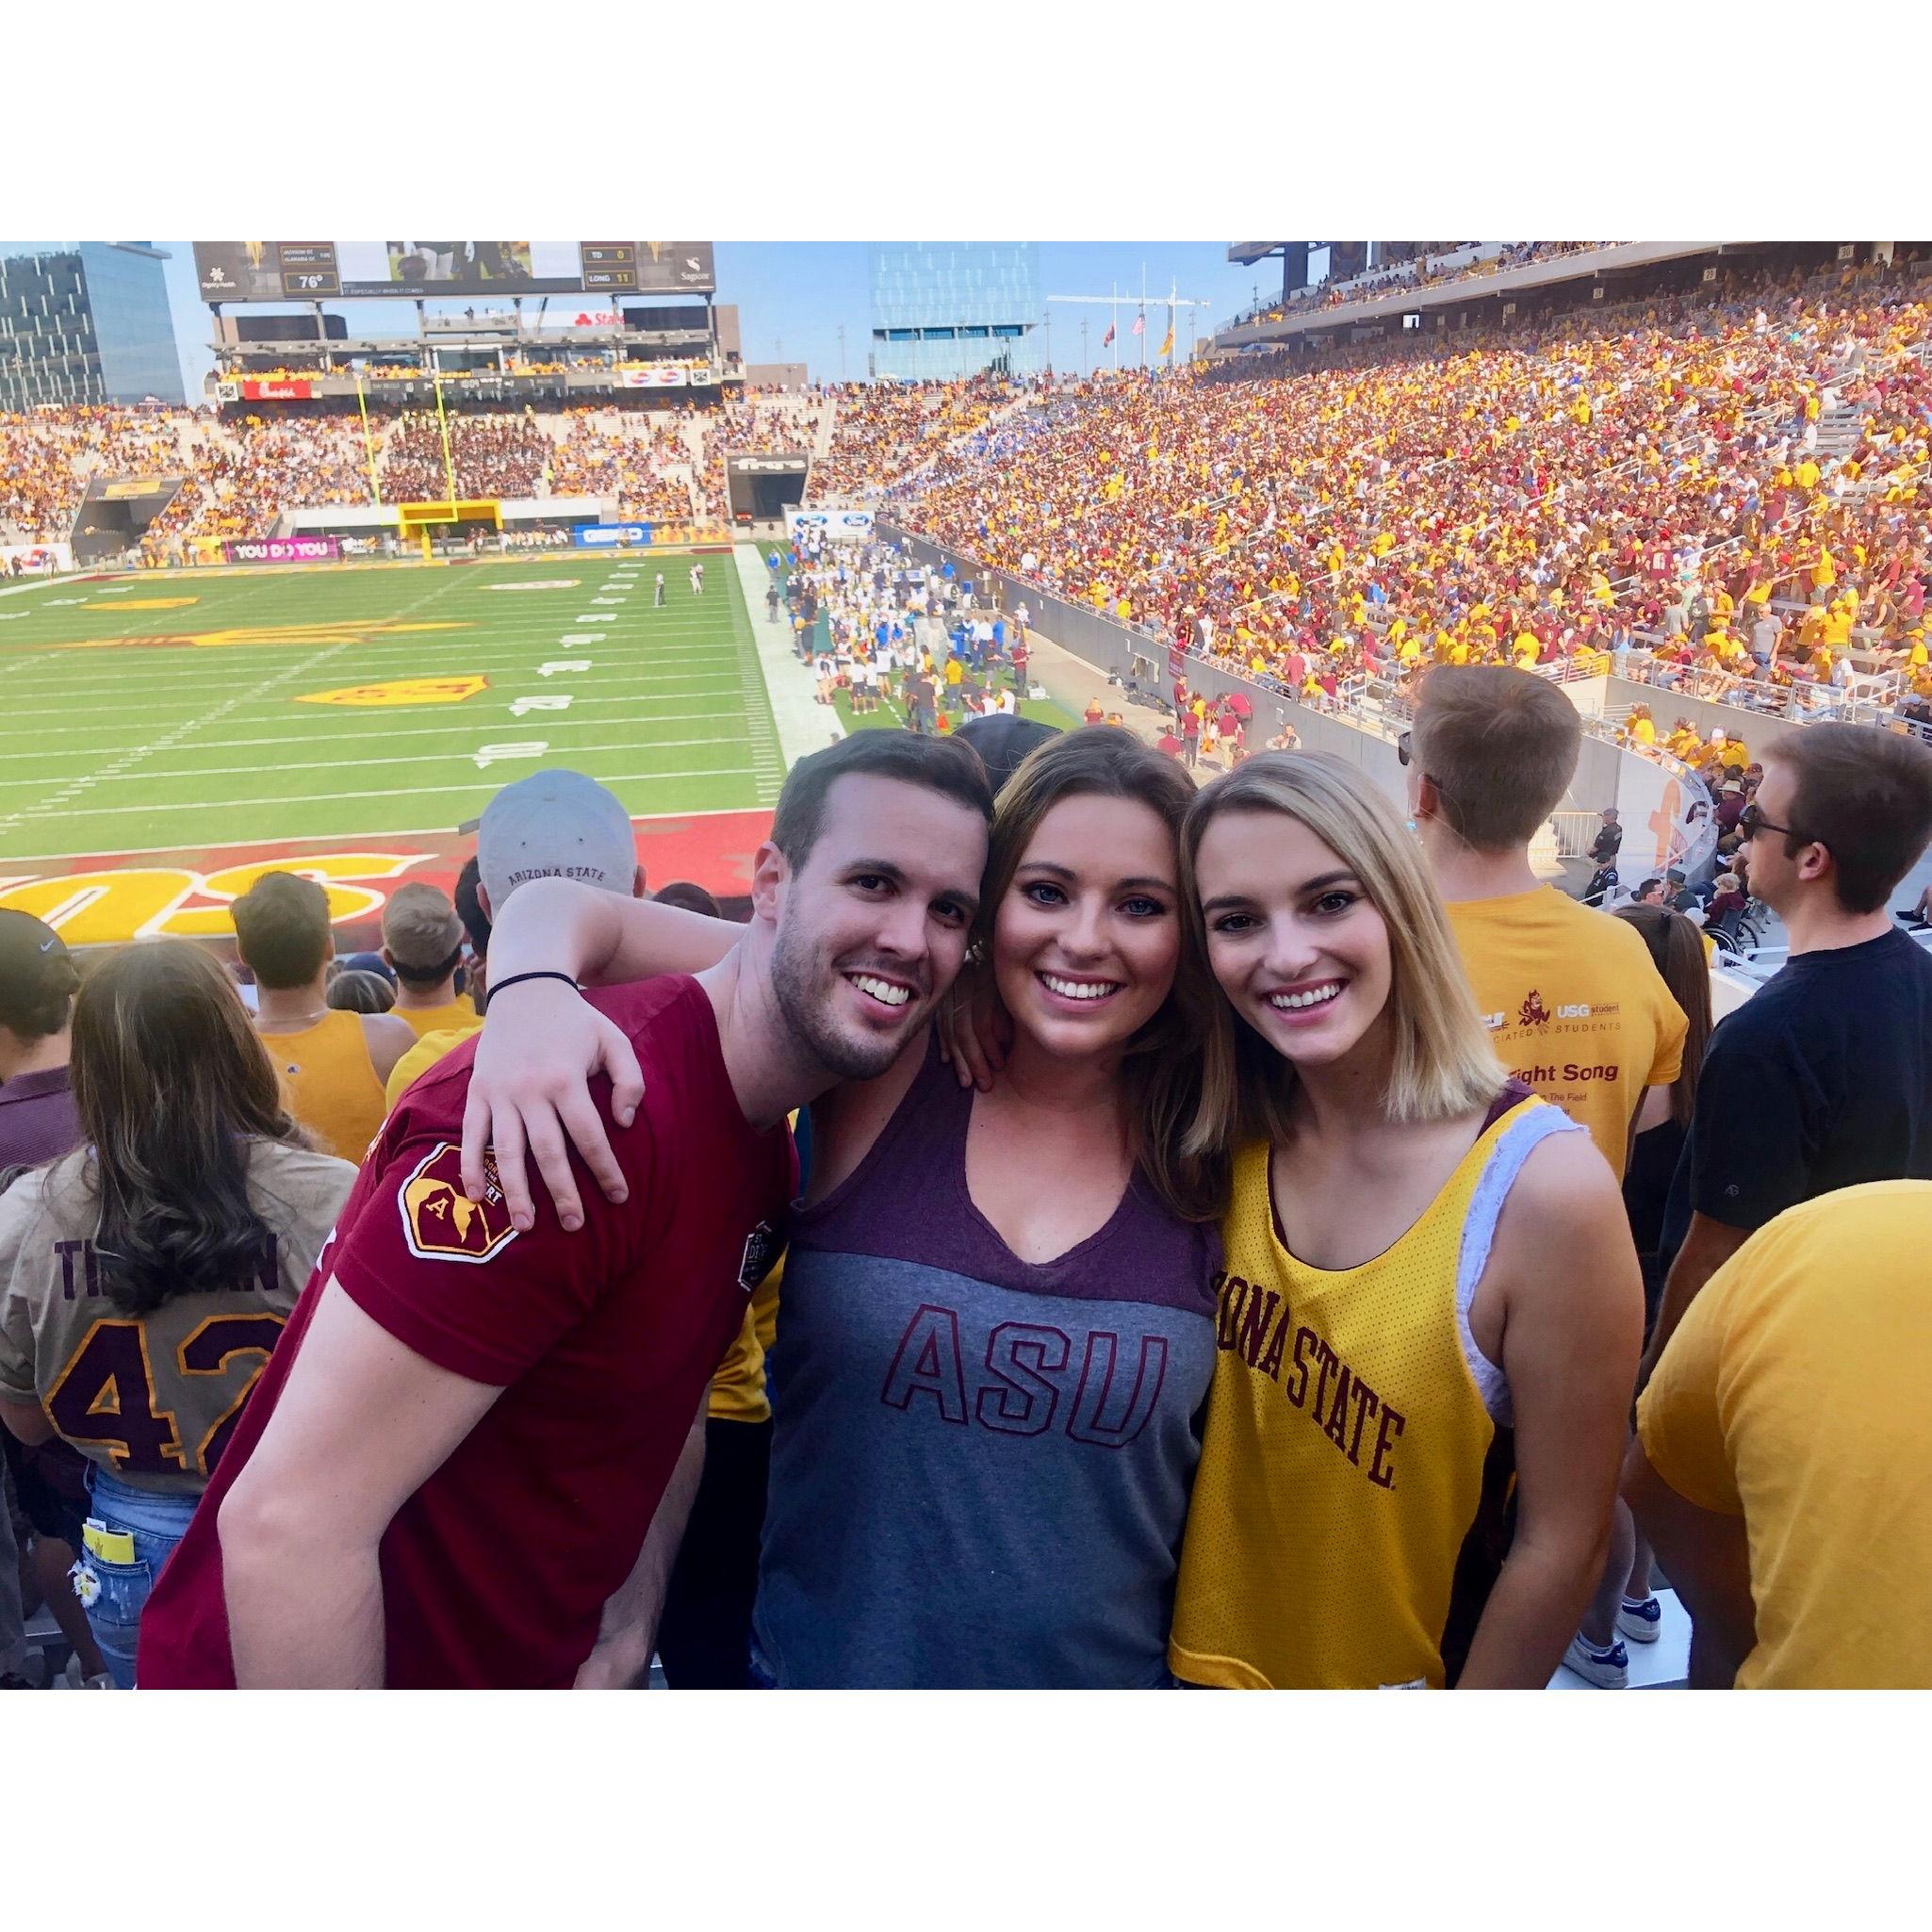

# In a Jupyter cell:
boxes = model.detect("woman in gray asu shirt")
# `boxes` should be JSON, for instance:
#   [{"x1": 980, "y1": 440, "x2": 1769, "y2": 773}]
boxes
[{"x1": 467, "y1": 729, "x2": 1223, "y2": 1686}]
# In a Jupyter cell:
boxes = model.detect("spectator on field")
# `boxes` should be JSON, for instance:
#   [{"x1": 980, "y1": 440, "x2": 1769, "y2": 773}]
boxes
[
  {"x1": 0, "y1": 941, "x2": 356, "y2": 1686},
  {"x1": 233, "y1": 873, "x2": 415, "y2": 1162},
  {"x1": 381, "y1": 885, "x2": 473, "y2": 1040},
  {"x1": 1627, "y1": 1182, "x2": 1932, "y2": 1688},
  {"x1": 0, "y1": 912, "x2": 82, "y2": 1171},
  {"x1": 326, "y1": 969, "x2": 397, "y2": 1015},
  {"x1": 1645, "y1": 723, "x2": 1932, "y2": 1379},
  {"x1": 384, "y1": 774, "x2": 645, "y2": 1109}
]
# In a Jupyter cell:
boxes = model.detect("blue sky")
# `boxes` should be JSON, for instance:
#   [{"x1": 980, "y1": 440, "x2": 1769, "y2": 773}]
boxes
[{"x1": 6, "y1": 239, "x2": 1298, "y2": 393}]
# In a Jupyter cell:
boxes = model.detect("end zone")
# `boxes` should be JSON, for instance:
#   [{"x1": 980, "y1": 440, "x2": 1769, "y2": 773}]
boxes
[{"x1": 0, "y1": 808, "x2": 773, "y2": 953}]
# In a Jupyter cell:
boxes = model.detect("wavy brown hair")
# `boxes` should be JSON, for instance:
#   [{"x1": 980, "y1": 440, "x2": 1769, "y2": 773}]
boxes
[
  {"x1": 977, "y1": 727, "x2": 1220, "y2": 1221},
  {"x1": 1611, "y1": 905, "x2": 1711, "y2": 1131},
  {"x1": 69, "y1": 941, "x2": 308, "y2": 1317}
]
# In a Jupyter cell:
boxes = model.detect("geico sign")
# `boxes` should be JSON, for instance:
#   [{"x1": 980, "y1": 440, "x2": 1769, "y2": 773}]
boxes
[{"x1": 0, "y1": 853, "x2": 434, "y2": 946}]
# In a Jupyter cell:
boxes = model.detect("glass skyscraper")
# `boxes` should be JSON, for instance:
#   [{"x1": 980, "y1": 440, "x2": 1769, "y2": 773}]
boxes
[
  {"x1": 0, "y1": 243, "x2": 186, "y2": 408},
  {"x1": 869, "y1": 242, "x2": 1042, "y2": 382}
]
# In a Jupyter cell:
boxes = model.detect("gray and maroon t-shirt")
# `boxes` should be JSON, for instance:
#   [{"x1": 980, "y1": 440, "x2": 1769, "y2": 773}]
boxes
[{"x1": 754, "y1": 1042, "x2": 1220, "y2": 1688}]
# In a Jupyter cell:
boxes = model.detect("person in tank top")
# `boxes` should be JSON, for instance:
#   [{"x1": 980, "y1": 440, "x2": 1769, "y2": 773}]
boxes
[
  {"x1": 463, "y1": 729, "x2": 1225, "y2": 1687},
  {"x1": 1166, "y1": 753, "x2": 1643, "y2": 1691},
  {"x1": 232, "y1": 873, "x2": 415, "y2": 1163}
]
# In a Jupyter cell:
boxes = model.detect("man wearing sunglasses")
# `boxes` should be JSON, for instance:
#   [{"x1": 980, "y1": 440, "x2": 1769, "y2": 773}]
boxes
[{"x1": 1644, "y1": 721, "x2": 1932, "y2": 1384}]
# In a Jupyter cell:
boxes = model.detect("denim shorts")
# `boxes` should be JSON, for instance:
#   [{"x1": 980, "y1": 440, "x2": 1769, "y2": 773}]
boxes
[{"x1": 74, "y1": 1468, "x2": 200, "y2": 1690}]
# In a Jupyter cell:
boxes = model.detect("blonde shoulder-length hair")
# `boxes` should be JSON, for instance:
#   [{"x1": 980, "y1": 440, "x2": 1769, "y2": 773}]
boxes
[{"x1": 1178, "y1": 751, "x2": 1504, "y2": 1166}]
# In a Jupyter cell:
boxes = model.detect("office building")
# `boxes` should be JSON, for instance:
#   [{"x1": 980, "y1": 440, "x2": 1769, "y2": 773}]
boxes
[
  {"x1": 869, "y1": 242, "x2": 1042, "y2": 382},
  {"x1": 0, "y1": 243, "x2": 187, "y2": 408}
]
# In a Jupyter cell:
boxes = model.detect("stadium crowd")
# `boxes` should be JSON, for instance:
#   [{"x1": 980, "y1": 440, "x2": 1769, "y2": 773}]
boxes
[
  {"x1": 805, "y1": 376, "x2": 1028, "y2": 503},
  {"x1": 890, "y1": 265, "x2": 1932, "y2": 733}
]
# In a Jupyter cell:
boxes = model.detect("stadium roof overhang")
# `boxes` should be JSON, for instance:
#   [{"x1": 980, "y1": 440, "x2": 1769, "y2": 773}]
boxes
[
  {"x1": 1227, "y1": 242, "x2": 1289, "y2": 266},
  {"x1": 1213, "y1": 240, "x2": 1765, "y2": 349}
]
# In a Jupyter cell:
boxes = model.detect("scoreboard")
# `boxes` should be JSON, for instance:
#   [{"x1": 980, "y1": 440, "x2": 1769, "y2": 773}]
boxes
[
  {"x1": 194, "y1": 239, "x2": 716, "y2": 301},
  {"x1": 581, "y1": 243, "x2": 640, "y2": 290}
]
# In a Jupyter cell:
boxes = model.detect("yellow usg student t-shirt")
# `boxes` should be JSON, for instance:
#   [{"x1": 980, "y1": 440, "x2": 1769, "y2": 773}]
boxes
[
  {"x1": 1636, "y1": 1181, "x2": 1932, "y2": 1690},
  {"x1": 1444, "y1": 888, "x2": 1686, "y2": 1180}
]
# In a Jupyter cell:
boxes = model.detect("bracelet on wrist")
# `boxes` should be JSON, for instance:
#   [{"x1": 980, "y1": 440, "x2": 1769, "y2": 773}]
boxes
[{"x1": 483, "y1": 970, "x2": 582, "y2": 1012}]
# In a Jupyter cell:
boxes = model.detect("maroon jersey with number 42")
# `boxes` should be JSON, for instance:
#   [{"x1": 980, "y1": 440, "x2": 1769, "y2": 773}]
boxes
[{"x1": 139, "y1": 976, "x2": 793, "y2": 1689}]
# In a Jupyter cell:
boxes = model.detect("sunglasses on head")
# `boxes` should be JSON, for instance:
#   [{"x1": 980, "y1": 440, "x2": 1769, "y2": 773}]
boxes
[{"x1": 1398, "y1": 729, "x2": 1413, "y2": 766}]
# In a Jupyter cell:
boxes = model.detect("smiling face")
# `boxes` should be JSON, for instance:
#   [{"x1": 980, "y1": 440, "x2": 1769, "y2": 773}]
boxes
[
  {"x1": 769, "y1": 772, "x2": 986, "y2": 1080},
  {"x1": 1193, "y1": 806, "x2": 1394, "y2": 1077},
  {"x1": 991, "y1": 794, "x2": 1181, "y2": 1060}
]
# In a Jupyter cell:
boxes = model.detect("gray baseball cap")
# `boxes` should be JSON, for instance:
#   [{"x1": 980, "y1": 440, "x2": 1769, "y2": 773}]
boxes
[{"x1": 476, "y1": 770, "x2": 638, "y2": 911}]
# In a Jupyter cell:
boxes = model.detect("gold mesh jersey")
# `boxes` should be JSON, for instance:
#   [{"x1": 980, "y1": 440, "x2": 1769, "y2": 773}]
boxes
[{"x1": 1169, "y1": 1094, "x2": 1577, "y2": 1689}]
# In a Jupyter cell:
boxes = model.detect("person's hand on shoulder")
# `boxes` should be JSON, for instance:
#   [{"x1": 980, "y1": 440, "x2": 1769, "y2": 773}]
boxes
[{"x1": 460, "y1": 978, "x2": 646, "y2": 1234}]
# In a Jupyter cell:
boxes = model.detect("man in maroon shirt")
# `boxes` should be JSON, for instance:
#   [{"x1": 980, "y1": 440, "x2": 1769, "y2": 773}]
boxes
[{"x1": 139, "y1": 732, "x2": 992, "y2": 1689}]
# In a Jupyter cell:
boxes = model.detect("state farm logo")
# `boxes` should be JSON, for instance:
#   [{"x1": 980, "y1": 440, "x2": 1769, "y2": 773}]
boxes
[{"x1": 1518, "y1": 991, "x2": 1551, "y2": 1027}]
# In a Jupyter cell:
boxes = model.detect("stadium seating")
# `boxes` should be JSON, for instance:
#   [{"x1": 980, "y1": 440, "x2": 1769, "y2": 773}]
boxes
[{"x1": 888, "y1": 264, "x2": 1932, "y2": 730}]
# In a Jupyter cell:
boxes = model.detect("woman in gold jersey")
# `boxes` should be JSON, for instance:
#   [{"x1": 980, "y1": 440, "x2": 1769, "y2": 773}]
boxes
[{"x1": 1167, "y1": 754, "x2": 1642, "y2": 1690}]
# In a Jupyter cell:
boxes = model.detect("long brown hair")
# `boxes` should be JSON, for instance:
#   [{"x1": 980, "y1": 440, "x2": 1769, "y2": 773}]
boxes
[
  {"x1": 69, "y1": 941, "x2": 308, "y2": 1316},
  {"x1": 978, "y1": 728, "x2": 1219, "y2": 1221},
  {"x1": 1611, "y1": 906, "x2": 1711, "y2": 1130}
]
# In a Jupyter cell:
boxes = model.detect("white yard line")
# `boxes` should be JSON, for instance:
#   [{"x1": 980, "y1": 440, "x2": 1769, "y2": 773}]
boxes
[
  {"x1": 22, "y1": 766, "x2": 761, "y2": 827},
  {"x1": 0, "y1": 732, "x2": 752, "y2": 791},
  {"x1": 0, "y1": 802, "x2": 775, "y2": 869}
]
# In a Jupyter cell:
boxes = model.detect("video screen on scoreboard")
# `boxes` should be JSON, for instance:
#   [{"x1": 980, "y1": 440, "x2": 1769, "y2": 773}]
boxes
[{"x1": 193, "y1": 240, "x2": 716, "y2": 301}]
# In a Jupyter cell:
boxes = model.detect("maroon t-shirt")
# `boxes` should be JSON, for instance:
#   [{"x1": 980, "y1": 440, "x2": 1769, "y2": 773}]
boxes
[
  {"x1": 0, "y1": 1066, "x2": 82, "y2": 1171},
  {"x1": 139, "y1": 976, "x2": 792, "y2": 1689}
]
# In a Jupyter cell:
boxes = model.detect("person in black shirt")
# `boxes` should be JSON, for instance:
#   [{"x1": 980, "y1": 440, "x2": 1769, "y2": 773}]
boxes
[
  {"x1": 1588, "y1": 807, "x2": 1623, "y2": 866},
  {"x1": 1645, "y1": 723, "x2": 1932, "y2": 1381}
]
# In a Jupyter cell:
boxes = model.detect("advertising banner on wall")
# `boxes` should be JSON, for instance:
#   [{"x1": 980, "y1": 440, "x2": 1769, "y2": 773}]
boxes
[
  {"x1": 222, "y1": 536, "x2": 342, "y2": 565},
  {"x1": 240, "y1": 379, "x2": 314, "y2": 401},
  {"x1": 786, "y1": 509, "x2": 876, "y2": 541},
  {"x1": 617, "y1": 367, "x2": 688, "y2": 387},
  {"x1": 2, "y1": 543, "x2": 74, "y2": 574},
  {"x1": 572, "y1": 524, "x2": 654, "y2": 548}
]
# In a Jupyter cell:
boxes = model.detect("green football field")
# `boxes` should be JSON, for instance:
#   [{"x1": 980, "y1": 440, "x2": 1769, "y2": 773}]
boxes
[{"x1": 0, "y1": 552, "x2": 781, "y2": 863}]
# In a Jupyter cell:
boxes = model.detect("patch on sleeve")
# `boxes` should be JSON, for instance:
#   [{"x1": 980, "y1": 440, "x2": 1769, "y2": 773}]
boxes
[
  {"x1": 738, "y1": 1218, "x2": 785, "y2": 1294},
  {"x1": 399, "y1": 1142, "x2": 519, "y2": 1264}
]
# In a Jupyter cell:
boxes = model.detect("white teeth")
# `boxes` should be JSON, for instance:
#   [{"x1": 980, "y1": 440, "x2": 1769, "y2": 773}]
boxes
[
  {"x1": 849, "y1": 974, "x2": 911, "y2": 1007},
  {"x1": 1041, "y1": 974, "x2": 1121, "y2": 1002},
  {"x1": 1269, "y1": 984, "x2": 1342, "y2": 1011}
]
